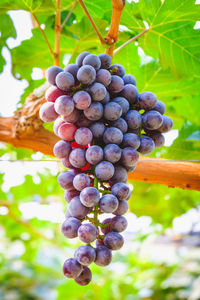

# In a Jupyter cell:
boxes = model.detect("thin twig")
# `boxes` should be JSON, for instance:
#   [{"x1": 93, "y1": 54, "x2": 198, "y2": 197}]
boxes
[
  {"x1": 54, "y1": 0, "x2": 61, "y2": 66},
  {"x1": 61, "y1": 0, "x2": 78, "y2": 30},
  {"x1": 32, "y1": 13, "x2": 54, "y2": 57},
  {"x1": 114, "y1": 29, "x2": 149, "y2": 55},
  {"x1": 78, "y1": 0, "x2": 105, "y2": 45}
]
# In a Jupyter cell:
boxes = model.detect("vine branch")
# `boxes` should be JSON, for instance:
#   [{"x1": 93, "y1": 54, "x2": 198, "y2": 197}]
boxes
[
  {"x1": 61, "y1": 0, "x2": 78, "y2": 30},
  {"x1": 54, "y1": 0, "x2": 61, "y2": 66}
]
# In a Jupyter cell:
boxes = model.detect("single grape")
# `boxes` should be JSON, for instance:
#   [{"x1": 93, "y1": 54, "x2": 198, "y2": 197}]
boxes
[
  {"x1": 89, "y1": 122, "x2": 106, "y2": 139},
  {"x1": 111, "y1": 182, "x2": 130, "y2": 201},
  {"x1": 95, "y1": 161, "x2": 115, "y2": 181},
  {"x1": 45, "y1": 86, "x2": 66, "y2": 102},
  {"x1": 46, "y1": 66, "x2": 63, "y2": 85},
  {"x1": 125, "y1": 110, "x2": 142, "y2": 129},
  {"x1": 113, "y1": 97, "x2": 130, "y2": 116},
  {"x1": 73, "y1": 174, "x2": 90, "y2": 191},
  {"x1": 74, "y1": 127, "x2": 93, "y2": 146},
  {"x1": 101, "y1": 91, "x2": 110, "y2": 104},
  {"x1": 65, "y1": 209, "x2": 72, "y2": 219},
  {"x1": 96, "y1": 69, "x2": 111, "y2": 87},
  {"x1": 64, "y1": 189, "x2": 80, "y2": 203},
  {"x1": 120, "y1": 84, "x2": 138, "y2": 104},
  {"x1": 98, "y1": 53, "x2": 112, "y2": 69},
  {"x1": 68, "y1": 196, "x2": 89, "y2": 219},
  {"x1": 76, "y1": 51, "x2": 90, "y2": 66},
  {"x1": 110, "y1": 215, "x2": 128, "y2": 232},
  {"x1": 99, "y1": 194, "x2": 119, "y2": 213},
  {"x1": 82, "y1": 54, "x2": 101, "y2": 70},
  {"x1": 54, "y1": 95, "x2": 74, "y2": 116},
  {"x1": 39, "y1": 102, "x2": 58, "y2": 122},
  {"x1": 103, "y1": 127, "x2": 123, "y2": 145},
  {"x1": 125, "y1": 165, "x2": 136, "y2": 173},
  {"x1": 96, "y1": 239, "x2": 105, "y2": 247},
  {"x1": 88, "y1": 82, "x2": 107, "y2": 101},
  {"x1": 139, "y1": 91, "x2": 157, "y2": 110},
  {"x1": 58, "y1": 170, "x2": 75, "y2": 190},
  {"x1": 142, "y1": 110, "x2": 163, "y2": 130},
  {"x1": 101, "y1": 218, "x2": 112, "y2": 234},
  {"x1": 80, "y1": 187, "x2": 100, "y2": 207},
  {"x1": 58, "y1": 122, "x2": 77, "y2": 141},
  {"x1": 121, "y1": 147, "x2": 139, "y2": 167},
  {"x1": 74, "y1": 266, "x2": 92, "y2": 286},
  {"x1": 157, "y1": 116, "x2": 173, "y2": 133},
  {"x1": 137, "y1": 136, "x2": 155, "y2": 155},
  {"x1": 62, "y1": 109, "x2": 80, "y2": 123},
  {"x1": 108, "y1": 75, "x2": 124, "y2": 93},
  {"x1": 111, "y1": 118, "x2": 128, "y2": 133},
  {"x1": 53, "y1": 140, "x2": 71, "y2": 158},
  {"x1": 61, "y1": 217, "x2": 81, "y2": 238},
  {"x1": 64, "y1": 64, "x2": 79, "y2": 78},
  {"x1": 61, "y1": 156, "x2": 74, "y2": 169},
  {"x1": 94, "y1": 246, "x2": 112, "y2": 266},
  {"x1": 104, "y1": 102, "x2": 122, "y2": 121},
  {"x1": 122, "y1": 74, "x2": 136, "y2": 86},
  {"x1": 113, "y1": 200, "x2": 129, "y2": 215},
  {"x1": 109, "y1": 64, "x2": 125, "y2": 77},
  {"x1": 152, "y1": 100, "x2": 166, "y2": 115},
  {"x1": 74, "y1": 245, "x2": 96, "y2": 266},
  {"x1": 73, "y1": 91, "x2": 91, "y2": 110},
  {"x1": 63, "y1": 258, "x2": 82, "y2": 278},
  {"x1": 53, "y1": 118, "x2": 65, "y2": 136},
  {"x1": 121, "y1": 133, "x2": 140, "y2": 150},
  {"x1": 78, "y1": 223, "x2": 97, "y2": 243},
  {"x1": 86, "y1": 145, "x2": 103, "y2": 165},
  {"x1": 56, "y1": 71, "x2": 75, "y2": 91},
  {"x1": 104, "y1": 144, "x2": 121, "y2": 163},
  {"x1": 69, "y1": 148, "x2": 87, "y2": 168},
  {"x1": 77, "y1": 65, "x2": 96, "y2": 85},
  {"x1": 104, "y1": 232, "x2": 124, "y2": 250},
  {"x1": 111, "y1": 165, "x2": 128, "y2": 184},
  {"x1": 148, "y1": 132, "x2": 165, "y2": 148},
  {"x1": 84, "y1": 102, "x2": 103, "y2": 121}
]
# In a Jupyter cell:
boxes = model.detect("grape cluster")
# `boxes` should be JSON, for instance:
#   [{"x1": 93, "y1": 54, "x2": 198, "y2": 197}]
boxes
[{"x1": 39, "y1": 51, "x2": 173, "y2": 286}]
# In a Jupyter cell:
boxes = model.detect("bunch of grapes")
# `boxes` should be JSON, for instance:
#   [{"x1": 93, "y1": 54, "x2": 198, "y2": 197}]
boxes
[{"x1": 39, "y1": 51, "x2": 173, "y2": 286}]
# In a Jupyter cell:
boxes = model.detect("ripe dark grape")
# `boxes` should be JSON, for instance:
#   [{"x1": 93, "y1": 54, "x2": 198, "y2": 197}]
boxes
[
  {"x1": 104, "y1": 232, "x2": 124, "y2": 250},
  {"x1": 142, "y1": 110, "x2": 163, "y2": 130},
  {"x1": 76, "y1": 51, "x2": 90, "y2": 66},
  {"x1": 110, "y1": 215, "x2": 128, "y2": 232},
  {"x1": 61, "y1": 217, "x2": 81, "y2": 238},
  {"x1": 56, "y1": 71, "x2": 75, "y2": 91},
  {"x1": 125, "y1": 110, "x2": 142, "y2": 129},
  {"x1": 82, "y1": 54, "x2": 101, "y2": 70},
  {"x1": 121, "y1": 147, "x2": 139, "y2": 167},
  {"x1": 96, "y1": 69, "x2": 111, "y2": 86},
  {"x1": 152, "y1": 100, "x2": 166, "y2": 115},
  {"x1": 104, "y1": 102, "x2": 122, "y2": 121},
  {"x1": 95, "y1": 161, "x2": 115, "y2": 181},
  {"x1": 111, "y1": 182, "x2": 130, "y2": 201},
  {"x1": 73, "y1": 91, "x2": 91, "y2": 110},
  {"x1": 121, "y1": 133, "x2": 140, "y2": 150},
  {"x1": 39, "y1": 102, "x2": 58, "y2": 123},
  {"x1": 113, "y1": 200, "x2": 129, "y2": 215},
  {"x1": 103, "y1": 127, "x2": 123, "y2": 145},
  {"x1": 94, "y1": 246, "x2": 112, "y2": 266},
  {"x1": 137, "y1": 136, "x2": 155, "y2": 155},
  {"x1": 111, "y1": 118, "x2": 128, "y2": 133},
  {"x1": 89, "y1": 122, "x2": 106, "y2": 139},
  {"x1": 139, "y1": 91, "x2": 157, "y2": 110},
  {"x1": 157, "y1": 115, "x2": 173, "y2": 133},
  {"x1": 98, "y1": 53, "x2": 112, "y2": 69},
  {"x1": 58, "y1": 171, "x2": 75, "y2": 190},
  {"x1": 45, "y1": 86, "x2": 66, "y2": 102},
  {"x1": 74, "y1": 127, "x2": 93, "y2": 146},
  {"x1": 54, "y1": 95, "x2": 74, "y2": 116},
  {"x1": 64, "y1": 189, "x2": 80, "y2": 203},
  {"x1": 58, "y1": 122, "x2": 77, "y2": 141},
  {"x1": 84, "y1": 102, "x2": 103, "y2": 121},
  {"x1": 80, "y1": 187, "x2": 100, "y2": 207},
  {"x1": 46, "y1": 66, "x2": 63, "y2": 85},
  {"x1": 63, "y1": 258, "x2": 82, "y2": 278},
  {"x1": 123, "y1": 74, "x2": 136, "y2": 86},
  {"x1": 68, "y1": 196, "x2": 89, "y2": 219},
  {"x1": 101, "y1": 218, "x2": 112, "y2": 234},
  {"x1": 148, "y1": 132, "x2": 165, "y2": 148},
  {"x1": 101, "y1": 91, "x2": 110, "y2": 104},
  {"x1": 86, "y1": 145, "x2": 103, "y2": 165},
  {"x1": 73, "y1": 174, "x2": 90, "y2": 191},
  {"x1": 104, "y1": 144, "x2": 121, "y2": 163},
  {"x1": 120, "y1": 84, "x2": 138, "y2": 104},
  {"x1": 88, "y1": 82, "x2": 107, "y2": 101},
  {"x1": 64, "y1": 64, "x2": 79, "y2": 78},
  {"x1": 111, "y1": 165, "x2": 128, "y2": 183},
  {"x1": 74, "y1": 245, "x2": 96, "y2": 266},
  {"x1": 78, "y1": 223, "x2": 97, "y2": 243},
  {"x1": 62, "y1": 109, "x2": 80, "y2": 123},
  {"x1": 99, "y1": 194, "x2": 119, "y2": 213},
  {"x1": 74, "y1": 266, "x2": 92, "y2": 286},
  {"x1": 77, "y1": 65, "x2": 96, "y2": 85},
  {"x1": 110, "y1": 64, "x2": 125, "y2": 77},
  {"x1": 69, "y1": 148, "x2": 87, "y2": 168},
  {"x1": 108, "y1": 75, "x2": 124, "y2": 93},
  {"x1": 53, "y1": 140, "x2": 71, "y2": 158},
  {"x1": 113, "y1": 97, "x2": 130, "y2": 116}
]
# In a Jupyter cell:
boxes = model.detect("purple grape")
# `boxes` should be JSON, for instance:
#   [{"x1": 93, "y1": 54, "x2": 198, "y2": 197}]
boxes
[
  {"x1": 113, "y1": 97, "x2": 130, "y2": 116},
  {"x1": 77, "y1": 65, "x2": 96, "y2": 85},
  {"x1": 65, "y1": 209, "x2": 72, "y2": 219},
  {"x1": 89, "y1": 122, "x2": 106, "y2": 139},
  {"x1": 76, "y1": 51, "x2": 90, "y2": 66},
  {"x1": 82, "y1": 54, "x2": 101, "y2": 70},
  {"x1": 46, "y1": 66, "x2": 63, "y2": 85},
  {"x1": 109, "y1": 64, "x2": 125, "y2": 77},
  {"x1": 64, "y1": 189, "x2": 80, "y2": 203},
  {"x1": 121, "y1": 147, "x2": 139, "y2": 167},
  {"x1": 61, "y1": 217, "x2": 81, "y2": 238},
  {"x1": 104, "y1": 144, "x2": 121, "y2": 163},
  {"x1": 75, "y1": 113, "x2": 92, "y2": 128},
  {"x1": 74, "y1": 245, "x2": 96, "y2": 266},
  {"x1": 98, "y1": 53, "x2": 112, "y2": 69},
  {"x1": 148, "y1": 132, "x2": 165, "y2": 148},
  {"x1": 84, "y1": 102, "x2": 103, "y2": 121},
  {"x1": 64, "y1": 64, "x2": 79, "y2": 78},
  {"x1": 111, "y1": 118, "x2": 128, "y2": 133},
  {"x1": 120, "y1": 84, "x2": 138, "y2": 104},
  {"x1": 122, "y1": 74, "x2": 136, "y2": 86},
  {"x1": 63, "y1": 258, "x2": 82, "y2": 278},
  {"x1": 101, "y1": 91, "x2": 110, "y2": 104},
  {"x1": 62, "y1": 108, "x2": 80, "y2": 123},
  {"x1": 104, "y1": 232, "x2": 124, "y2": 250},
  {"x1": 96, "y1": 69, "x2": 111, "y2": 86},
  {"x1": 80, "y1": 187, "x2": 100, "y2": 207},
  {"x1": 95, "y1": 161, "x2": 115, "y2": 181},
  {"x1": 73, "y1": 91, "x2": 91, "y2": 110},
  {"x1": 139, "y1": 91, "x2": 157, "y2": 110},
  {"x1": 54, "y1": 95, "x2": 74, "y2": 116},
  {"x1": 61, "y1": 156, "x2": 74, "y2": 169},
  {"x1": 157, "y1": 116, "x2": 173, "y2": 133},
  {"x1": 103, "y1": 127, "x2": 123, "y2": 145},
  {"x1": 86, "y1": 145, "x2": 103, "y2": 165},
  {"x1": 121, "y1": 133, "x2": 140, "y2": 150},
  {"x1": 111, "y1": 165, "x2": 128, "y2": 183},
  {"x1": 101, "y1": 218, "x2": 112, "y2": 234},
  {"x1": 99, "y1": 194, "x2": 119, "y2": 213},
  {"x1": 39, "y1": 102, "x2": 58, "y2": 123},
  {"x1": 152, "y1": 100, "x2": 166, "y2": 115},
  {"x1": 78, "y1": 223, "x2": 97, "y2": 243},
  {"x1": 88, "y1": 82, "x2": 107, "y2": 101},
  {"x1": 126, "y1": 165, "x2": 136, "y2": 173},
  {"x1": 137, "y1": 136, "x2": 155, "y2": 155},
  {"x1": 111, "y1": 182, "x2": 130, "y2": 201},
  {"x1": 53, "y1": 140, "x2": 71, "y2": 158},
  {"x1": 113, "y1": 200, "x2": 129, "y2": 215},
  {"x1": 74, "y1": 266, "x2": 92, "y2": 286},
  {"x1": 55, "y1": 71, "x2": 75, "y2": 91},
  {"x1": 69, "y1": 148, "x2": 86, "y2": 168},
  {"x1": 68, "y1": 196, "x2": 89, "y2": 219},
  {"x1": 110, "y1": 216, "x2": 127, "y2": 232},
  {"x1": 96, "y1": 239, "x2": 105, "y2": 247},
  {"x1": 94, "y1": 246, "x2": 112, "y2": 266},
  {"x1": 58, "y1": 170, "x2": 75, "y2": 190},
  {"x1": 142, "y1": 110, "x2": 163, "y2": 130},
  {"x1": 125, "y1": 110, "x2": 142, "y2": 129},
  {"x1": 74, "y1": 127, "x2": 93, "y2": 146},
  {"x1": 104, "y1": 102, "x2": 122, "y2": 121},
  {"x1": 73, "y1": 174, "x2": 90, "y2": 191},
  {"x1": 108, "y1": 75, "x2": 124, "y2": 93}
]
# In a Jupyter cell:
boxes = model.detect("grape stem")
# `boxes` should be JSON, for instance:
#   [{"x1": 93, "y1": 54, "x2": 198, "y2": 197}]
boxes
[
  {"x1": 61, "y1": 0, "x2": 78, "y2": 30},
  {"x1": 54, "y1": 0, "x2": 61, "y2": 66}
]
